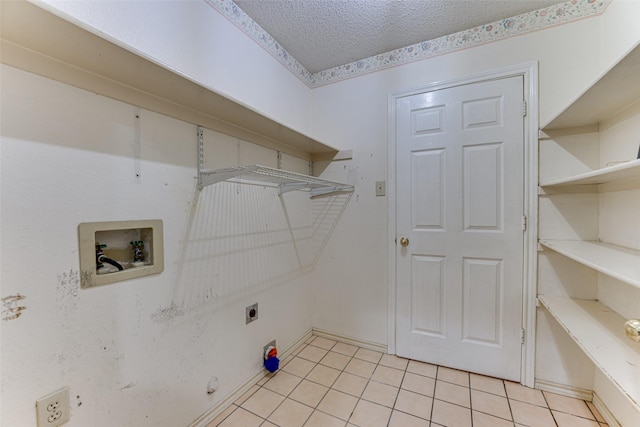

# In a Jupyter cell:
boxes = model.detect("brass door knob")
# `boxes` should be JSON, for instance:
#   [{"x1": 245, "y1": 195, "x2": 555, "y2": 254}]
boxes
[
  {"x1": 399, "y1": 237, "x2": 409, "y2": 247},
  {"x1": 625, "y1": 319, "x2": 640, "y2": 342}
]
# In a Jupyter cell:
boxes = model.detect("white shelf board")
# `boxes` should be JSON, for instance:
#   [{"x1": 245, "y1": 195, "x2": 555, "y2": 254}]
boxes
[
  {"x1": 0, "y1": 1, "x2": 338, "y2": 161},
  {"x1": 540, "y1": 158, "x2": 640, "y2": 187},
  {"x1": 543, "y1": 43, "x2": 640, "y2": 130},
  {"x1": 539, "y1": 240, "x2": 640, "y2": 289},
  {"x1": 538, "y1": 295, "x2": 640, "y2": 410}
]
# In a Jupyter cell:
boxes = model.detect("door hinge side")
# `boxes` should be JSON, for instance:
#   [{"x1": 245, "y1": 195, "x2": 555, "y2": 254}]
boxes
[
  {"x1": 521, "y1": 328, "x2": 526, "y2": 344},
  {"x1": 522, "y1": 215, "x2": 527, "y2": 232},
  {"x1": 522, "y1": 100, "x2": 527, "y2": 117}
]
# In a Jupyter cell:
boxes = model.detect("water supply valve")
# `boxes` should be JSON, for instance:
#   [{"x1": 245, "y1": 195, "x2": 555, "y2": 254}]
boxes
[
  {"x1": 95, "y1": 243, "x2": 107, "y2": 269},
  {"x1": 95, "y1": 243, "x2": 124, "y2": 272},
  {"x1": 131, "y1": 240, "x2": 144, "y2": 263}
]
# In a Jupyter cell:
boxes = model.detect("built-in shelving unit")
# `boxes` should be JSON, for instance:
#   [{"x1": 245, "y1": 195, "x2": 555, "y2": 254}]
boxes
[
  {"x1": 0, "y1": 1, "x2": 338, "y2": 162},
  {"x1": 539, "y1": 240, "x2": 640, "y2": 289},
  {"x1": 540, "y1": 158, "x2": 640, "y2": 187},
  {"x1": 538, "y1": 295, "x2": 640, "y2": 411},
  {"x1": 538, "y1": 42, "x2": 640, "y2": 425},
  {"x1": 543, "y1": 45, "x2": 640, "y2": 131}
]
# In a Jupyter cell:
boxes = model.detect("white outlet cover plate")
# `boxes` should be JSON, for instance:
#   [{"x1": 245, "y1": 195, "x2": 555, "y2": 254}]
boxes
[{"x1": 36, "y1": 387, "x2": 70, "y2": 427}]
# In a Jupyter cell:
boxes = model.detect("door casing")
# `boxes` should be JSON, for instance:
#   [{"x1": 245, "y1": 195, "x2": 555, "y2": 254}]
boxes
[{"x1": 387, "y1": 62, "x2": 539, "y2": 387}]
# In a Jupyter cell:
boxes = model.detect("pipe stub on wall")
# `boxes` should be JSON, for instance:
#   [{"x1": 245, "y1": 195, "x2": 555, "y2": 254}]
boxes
[{"x1": 264, "y1": 345, "x2": 280, "y2": 373}]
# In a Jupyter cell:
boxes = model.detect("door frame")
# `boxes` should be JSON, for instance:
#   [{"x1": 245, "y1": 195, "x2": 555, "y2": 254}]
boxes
[{"x1": 387, "y1": 62, "x2": 539, "y2": 387}]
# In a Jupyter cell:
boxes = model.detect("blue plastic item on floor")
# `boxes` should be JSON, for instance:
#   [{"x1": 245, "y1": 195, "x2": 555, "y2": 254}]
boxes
[{"x1": 264, "y1": 356, "x2": 279, "y2": 373}]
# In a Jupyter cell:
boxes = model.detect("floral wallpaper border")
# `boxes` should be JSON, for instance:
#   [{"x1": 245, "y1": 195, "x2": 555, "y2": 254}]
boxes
[{"x1": 205, "y1": 0, "x2": 611, "y2": 88}]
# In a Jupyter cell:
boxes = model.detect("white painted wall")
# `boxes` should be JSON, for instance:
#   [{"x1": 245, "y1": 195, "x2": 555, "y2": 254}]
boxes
[
  {"x1": 309, "y1": 0, "x2": 640, "y2": 379},
  {"x1": 0, "y1": 64, "x2": 316, "y2": 426},
  {"x1": 3, "y1": 0, "x2": 640, "y2": 425},
  {"x1": 2, "y1": 3, "x2": 322, "y2": 424}
]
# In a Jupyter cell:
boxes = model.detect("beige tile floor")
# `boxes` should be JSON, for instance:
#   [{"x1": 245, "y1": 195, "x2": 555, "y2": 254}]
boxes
[{"x1": 207, "y1": 336, "x2": 609, "y2": 427}]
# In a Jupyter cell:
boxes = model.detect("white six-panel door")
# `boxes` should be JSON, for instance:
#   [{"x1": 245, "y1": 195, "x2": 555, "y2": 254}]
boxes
[{"x1": 395, "y1": 76, "x2": 525, "y2": 381}]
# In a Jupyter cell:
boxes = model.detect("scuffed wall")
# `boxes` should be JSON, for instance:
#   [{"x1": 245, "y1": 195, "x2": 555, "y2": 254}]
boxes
[
  {"x1": 0, "y1": 64, "x2": 318, "y2": 426},
  {"x1": 3, "y1": 0, "x2": 640, "y2": 425}
]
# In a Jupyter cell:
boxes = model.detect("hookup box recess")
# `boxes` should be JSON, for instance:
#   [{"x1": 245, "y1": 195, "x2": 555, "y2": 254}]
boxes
[{"x1": 78, "y1": 219, "x2": 163, "y2": 288}]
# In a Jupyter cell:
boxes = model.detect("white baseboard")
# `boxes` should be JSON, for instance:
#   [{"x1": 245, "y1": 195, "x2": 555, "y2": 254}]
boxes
[
  {"x1": 534, "y1": 380, "x2": 622, "y2": 426},
  {"x1": 311, "y1": 328, "x2": 388, "y2": 353},
  {"x1": 593, "y1": 393, "x2": 622, "y2": 427},
  {"x1": 190, "y1": 328, "x2": 386, "y2": 426},
  {"x1": 189, "y1": 328, "x2": 314, "y2": 427},
  {"x1": 534, "y1": 379, "x2": 593, "y2": 401},
  {"x1": 193, "y1": 330, "x2": 622, "y2": 427}
]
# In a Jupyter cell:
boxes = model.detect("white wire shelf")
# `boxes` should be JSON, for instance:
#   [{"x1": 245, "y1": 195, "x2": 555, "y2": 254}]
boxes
[{"x1": 199, "y1": 165, "x2": 354, "y2": 198}]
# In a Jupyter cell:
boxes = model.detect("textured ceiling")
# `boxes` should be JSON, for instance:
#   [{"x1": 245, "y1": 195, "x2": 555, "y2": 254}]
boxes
[{"x1": 234, "y1": 0, "x2": 563, "y2": 73}]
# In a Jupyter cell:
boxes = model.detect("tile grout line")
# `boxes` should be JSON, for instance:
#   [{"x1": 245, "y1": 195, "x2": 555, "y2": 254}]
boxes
[
  {"x1": 467, "y1": 369, "x2": 474, "y2": 427},
  {"x1": 387, "y1": 358, "x2": 408, "y2": 427},
  {"x1": 543, "y1": 390, "x2": 607, "y2": 425},
  {"x1": 288, "y1": 340, "x2": 335, "y2": 425},
  {"x1": 503, "y1": 378, "x2": 516, "y2": 427},
  {"x1": 246, "y1": 342, "x2": 308, "y2": 425},
  {"x1": 345, "y1": 346, "x2": 379, "y2": 426},
  {"x1": 311, "y1": 339, "x2": 348, "y2": 424},
  {"x1": 311, "y1": 340, "x2": 395, "y2": 426},
  {"x1": 260, "y1": 341, "x2": 314, "y2": 426},
  {"x1": 541, "y1": 391, "x2": 560, "y2": 427},
  {"x1": 468, "y1": 384, "x2": 515, "y2": 424},
  {"x1": 586, "y1": 400, "x2": 606, "y2": 426},
  {"x1": 300, "y1": 338, "x2": 357, "y2": 425},
  {"x1": 216, "y1": 337, "x2": 604, "y2": 427},
  {"x1": 228, "y1": 340, "x2": 403, "y2": 426},
  {"x1": 430, "y1": 365, "x2": 439, "y2": 426}
]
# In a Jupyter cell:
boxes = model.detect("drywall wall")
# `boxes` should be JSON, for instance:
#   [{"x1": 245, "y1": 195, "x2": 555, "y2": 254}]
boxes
[
  {"x1": 308, "y1": 0, "x2": 640, "y2": 382},
  {"x1": 37, "y1": 0, "x2": 314, "y2": 138},
  {"x1": 3, "y1": 1, "x2": 640, "y2": 425},
  {"x1": 0, "y1": 4, "x2": 328, "y2": 423},
  {"x1": 0, "y1": 63, "x2": 320, "y2": 426}
]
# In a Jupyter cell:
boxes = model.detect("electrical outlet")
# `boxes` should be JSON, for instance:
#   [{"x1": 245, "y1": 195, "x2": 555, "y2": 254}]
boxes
[
  {"x1": 375, "y1": 180, "x2": 386, "y2": 196},
  {"x1": 36, "y1": 387, "x2": 70, "y2": 427},
  {"x1": 246, "y1": 302, "x2": 258, "y2": 324}
]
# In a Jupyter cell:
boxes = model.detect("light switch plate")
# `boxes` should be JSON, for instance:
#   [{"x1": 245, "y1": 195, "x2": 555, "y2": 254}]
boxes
[{"x1": 375, "y1": 181, "x2": 386, "y2": 196}]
